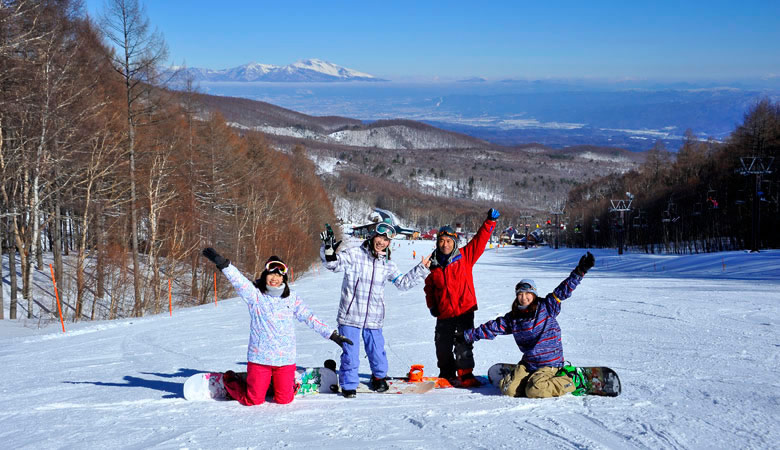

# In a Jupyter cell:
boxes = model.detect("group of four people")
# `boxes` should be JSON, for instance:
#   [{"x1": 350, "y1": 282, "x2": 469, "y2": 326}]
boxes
[{"x1": 202, "y1": 208, "x2": 594, "y2": 405}]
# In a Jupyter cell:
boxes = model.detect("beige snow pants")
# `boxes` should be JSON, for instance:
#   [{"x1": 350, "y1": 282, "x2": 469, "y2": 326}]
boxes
[{"x1": 499, "y1": 364, "x2": 576, "y2": 398}]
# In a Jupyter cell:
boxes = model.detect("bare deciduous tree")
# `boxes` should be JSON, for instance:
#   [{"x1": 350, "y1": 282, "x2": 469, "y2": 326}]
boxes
[{"x1": 99, "y1": 0, "x2": 168, "y2": 317}]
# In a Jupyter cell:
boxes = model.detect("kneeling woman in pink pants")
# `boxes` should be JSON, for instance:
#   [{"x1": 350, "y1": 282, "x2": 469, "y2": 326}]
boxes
[{"x1": 202, "y1": 248, "x2": 352, "y2": 406}]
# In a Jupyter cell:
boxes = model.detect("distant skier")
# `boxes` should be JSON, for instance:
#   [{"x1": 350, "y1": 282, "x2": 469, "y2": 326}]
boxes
[
  {"x1": 320, "y1": 222, "x2": 431, "y2": 398},
  {"x1": 424, "y1": 208, "x2": 499, "y2": 387},
  {"x1": 202, "y1": 248, "x2": 352, "y2": 406},
  {"x1": 461, "y1": 252, "x2": 595, "y2": 397}
]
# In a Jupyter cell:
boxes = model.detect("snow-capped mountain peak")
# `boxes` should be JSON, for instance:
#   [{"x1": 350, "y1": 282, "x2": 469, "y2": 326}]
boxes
[
  {"x1": 290, "y1": 59, "x2": 375, "y2": 79},
  {"x1": 168, "y1": 59, "x2": 384, "y2": 83},
  {"x1": 243, "y1": 62, "x2": 277, "y2": 73}
]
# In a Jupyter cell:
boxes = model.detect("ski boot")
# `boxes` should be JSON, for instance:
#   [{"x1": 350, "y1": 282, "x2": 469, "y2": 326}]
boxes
[
  {"x1": 370, "y1": 376, "x2": 389, "y2": 392},
  {"x1": 342, "y1": 389, "x2": 356, "y2": 399},
  {"x1": 455, "y1": 368, "x2": 481, "y2": 388}
]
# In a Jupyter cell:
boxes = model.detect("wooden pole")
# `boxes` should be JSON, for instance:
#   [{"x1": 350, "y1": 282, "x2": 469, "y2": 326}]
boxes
[
  {"x1": 49, "y1": 264, "x2": 65, "y2": 333},
  {"x1": 168, "y1": 279, "x2": 172, "y2": 316}
]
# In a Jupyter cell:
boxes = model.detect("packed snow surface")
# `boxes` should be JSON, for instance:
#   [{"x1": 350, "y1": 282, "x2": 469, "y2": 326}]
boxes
[{"x1": 2, "y1": 244, "x2": 779, "y2": 449}]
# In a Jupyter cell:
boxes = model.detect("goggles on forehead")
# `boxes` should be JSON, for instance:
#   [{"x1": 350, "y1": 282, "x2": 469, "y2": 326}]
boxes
[
  {"x1": 438, "y1": 230, "x2": 458, "y2": 240},
  {"x1": 265, "y1": 261, "x2": 288, "y2": 275},
  {"x1": 515, "y1": 282, "x2": 534, "y2": 293},
  {"x1": 375, "y1": 223, "x2": 397, "y2": 239}
]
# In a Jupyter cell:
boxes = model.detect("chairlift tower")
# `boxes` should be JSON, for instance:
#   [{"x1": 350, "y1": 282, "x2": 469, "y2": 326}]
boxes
[
  {"x1": 517, "y1": 213, "x2": 532, "y2": 249},
  {"x1": 610, "y1": 193, "x2": 633, "y2": 255},
  {"x1": 549, "y1": 204, "x2": 565, "y2": 250},
  {"x1": 738, "y1": 157, "x2": 774, "y2": 252}
]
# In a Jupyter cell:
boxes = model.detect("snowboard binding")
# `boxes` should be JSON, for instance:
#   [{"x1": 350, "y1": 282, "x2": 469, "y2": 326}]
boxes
[{"x1": 557, "y1": 363, "x2": 590, "y2": 396}]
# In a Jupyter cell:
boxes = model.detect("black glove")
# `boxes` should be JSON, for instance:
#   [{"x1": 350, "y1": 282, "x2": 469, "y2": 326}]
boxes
[
  {"x1": 320, "y1": 224, "x2": 341, "y2": 261},
  {"x1": 329, "y1": 330, "x2": 353, "y2": 346},
  {"x1": 320, "y1": 224, "x2": 335, "y2": 245},
  {"x1": 487, "y1": 208, "x2": 500, "y2": 221},
  {"x1": 202, "y1": 247, "x2": 229, "y2": 270},
  {"x1": 324, "y1": 240, "x2": 341, "y2": 262},
  {"x1": 576, "y1": 251, "x2": 595, "y2": 276}
]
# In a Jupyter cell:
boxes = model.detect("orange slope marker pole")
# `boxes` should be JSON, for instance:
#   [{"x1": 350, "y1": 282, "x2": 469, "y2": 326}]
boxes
[
  {"x1": 49, "y1": 264, "x2": 65, "y2": 333},
  {"x1": 214, "y1": 272, "x2": 218, "y2": 306},
  {"x1": 168, "y1": 279, "x2": 173, "y2": 316}
]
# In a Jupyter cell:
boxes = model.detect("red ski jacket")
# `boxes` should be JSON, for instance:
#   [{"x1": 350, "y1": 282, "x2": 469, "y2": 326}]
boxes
[{"x1": 424, "y1": 219, "x2": 496, "y2": 319}]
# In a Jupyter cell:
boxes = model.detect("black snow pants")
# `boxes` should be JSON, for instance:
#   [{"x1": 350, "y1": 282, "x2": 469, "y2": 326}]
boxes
[{"x1": 434, "y1": 311, "x2": 475, "y2": 379}]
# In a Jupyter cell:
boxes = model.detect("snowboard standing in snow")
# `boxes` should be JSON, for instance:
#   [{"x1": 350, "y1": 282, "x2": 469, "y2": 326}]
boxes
[
  {"x1": 487, "y1": 363, "x2": 622, "y2": 397},
  {"x1": 183, "y1": 365, "x2": 339, "y2": 401}
]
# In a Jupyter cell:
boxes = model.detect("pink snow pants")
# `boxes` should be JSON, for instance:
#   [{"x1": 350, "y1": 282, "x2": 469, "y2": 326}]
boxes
[{"x1": 224, "y1": 362, "x2": 296, "y2": 406}]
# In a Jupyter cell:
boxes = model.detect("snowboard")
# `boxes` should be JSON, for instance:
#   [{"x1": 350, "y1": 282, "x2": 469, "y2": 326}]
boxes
[
  {"x1": 487, "y1": 363, "x2": 622, "y2": 397},
  {"x1": 183, "y1": 365, "x2": 339, "y2": 401},
  {"x1": 353, "y1": 379, "x2": 437, "y2": 394},
  {"x1": 323, "y1": 359, "x2": 436, "y2": 395}
]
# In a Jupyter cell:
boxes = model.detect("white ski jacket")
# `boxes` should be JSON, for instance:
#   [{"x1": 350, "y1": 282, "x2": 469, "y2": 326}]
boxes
[{"x1": 321, "y1": 241, "x2": 430, "y2": 329}]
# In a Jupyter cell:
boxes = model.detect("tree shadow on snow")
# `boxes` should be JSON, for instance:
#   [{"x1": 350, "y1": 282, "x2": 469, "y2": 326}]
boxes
[
  {"x1": 139, "y1": 368, "x2": 203, "y2": 379},
  {"x1": 64, "y1": 368, "x2": 209, "y2": 399}
]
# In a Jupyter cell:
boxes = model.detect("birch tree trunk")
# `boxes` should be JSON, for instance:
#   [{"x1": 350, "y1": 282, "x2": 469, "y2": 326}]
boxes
[
  {"x1": 0, "y1": 215, "x2": 4, "y2": 320},
  {"x1": 9, "y1": 215, "x2": 19, "y2": 320}
]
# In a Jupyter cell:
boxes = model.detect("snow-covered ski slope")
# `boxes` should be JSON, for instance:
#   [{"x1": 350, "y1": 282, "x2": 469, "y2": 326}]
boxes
[{"x1": 2, "y1": 242, "x2": 779, "y2": 449}]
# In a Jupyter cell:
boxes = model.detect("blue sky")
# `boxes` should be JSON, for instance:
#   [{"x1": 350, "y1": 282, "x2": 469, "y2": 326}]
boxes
[{"x1": 84, "y1": 0, "x2": 780, "y2": 81}]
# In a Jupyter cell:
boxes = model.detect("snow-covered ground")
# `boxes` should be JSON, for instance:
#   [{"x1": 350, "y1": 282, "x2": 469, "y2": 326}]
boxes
[{"x1": 2, "y1": 242, "x2": 779, "y2": 449}]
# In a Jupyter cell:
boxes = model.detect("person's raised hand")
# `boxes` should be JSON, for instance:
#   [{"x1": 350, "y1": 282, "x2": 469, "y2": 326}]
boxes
[
  {"x1": 576, "y1": 251, "x2": 595, "y2": 276},
  {"x1": 203, "y1": 247, "x2": 229, "y2": 270}
]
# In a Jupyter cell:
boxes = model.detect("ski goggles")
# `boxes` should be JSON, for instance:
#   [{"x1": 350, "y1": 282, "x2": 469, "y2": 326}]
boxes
[
  {"x1": 265, "y1": 261, "x2": 288, "y2": 275},
  {"x1": 515, "y1": 280, "x2": 538, "y2": 295},
  {"x1": 438, "y1": 230, "x2": 458, "y2": 240},
  {"x1": 374, "y1": 223, "x2": 397, "y2": 239}
]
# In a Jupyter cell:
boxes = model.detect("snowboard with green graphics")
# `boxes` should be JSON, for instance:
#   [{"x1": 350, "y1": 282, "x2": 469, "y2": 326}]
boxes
[
  {"x1": 183, "y1": 364, "x2": 338, "y2": 401},
  {"x1": 487, "y1": 363, "x2": 622, "y2": 397},
  {"x1": 183, "y1": 359, "x2": 437, "y2": 400}
]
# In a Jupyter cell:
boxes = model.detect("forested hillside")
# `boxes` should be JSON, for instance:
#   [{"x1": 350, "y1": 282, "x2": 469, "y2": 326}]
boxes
[
  {"x1": 0, "y1": 1, "x2": 337, "y2": 322},
  {"x1": 565, "y1": 102, "x2": 779, "y2": 252},
  {"x1": 194, "y1": 92, "x2": 645, "y2": 230},
  {"x1": 2, "y1": 1, "x2": 776, "y2": 328}
]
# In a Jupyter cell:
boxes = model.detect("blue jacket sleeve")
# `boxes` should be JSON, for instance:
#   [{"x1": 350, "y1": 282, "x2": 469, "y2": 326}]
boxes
[
  {"x1": 464, "y1": 312, "x2": 514, "y2": 343},
  {"x1": 541, "y1": 270, "x2": 583, "y2": 317}
]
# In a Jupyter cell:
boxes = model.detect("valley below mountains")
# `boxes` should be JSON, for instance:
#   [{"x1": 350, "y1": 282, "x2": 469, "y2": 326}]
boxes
[{"x1": 190, "y1": 91, "x2": 644, "y2": 230}]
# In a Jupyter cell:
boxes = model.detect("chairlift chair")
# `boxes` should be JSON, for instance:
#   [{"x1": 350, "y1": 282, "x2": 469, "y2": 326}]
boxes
[
  {"x1": 735, "y1": 189, "x2": 746, "y2": 205},
  {"x1": 706, "y1": 189, "x2": 719, "y2": 209}
]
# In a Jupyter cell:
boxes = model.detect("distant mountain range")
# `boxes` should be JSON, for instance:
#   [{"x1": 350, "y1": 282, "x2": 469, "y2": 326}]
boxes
[{"x1": 168, "y1": 59, "x2": 385, "y2": 83}]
